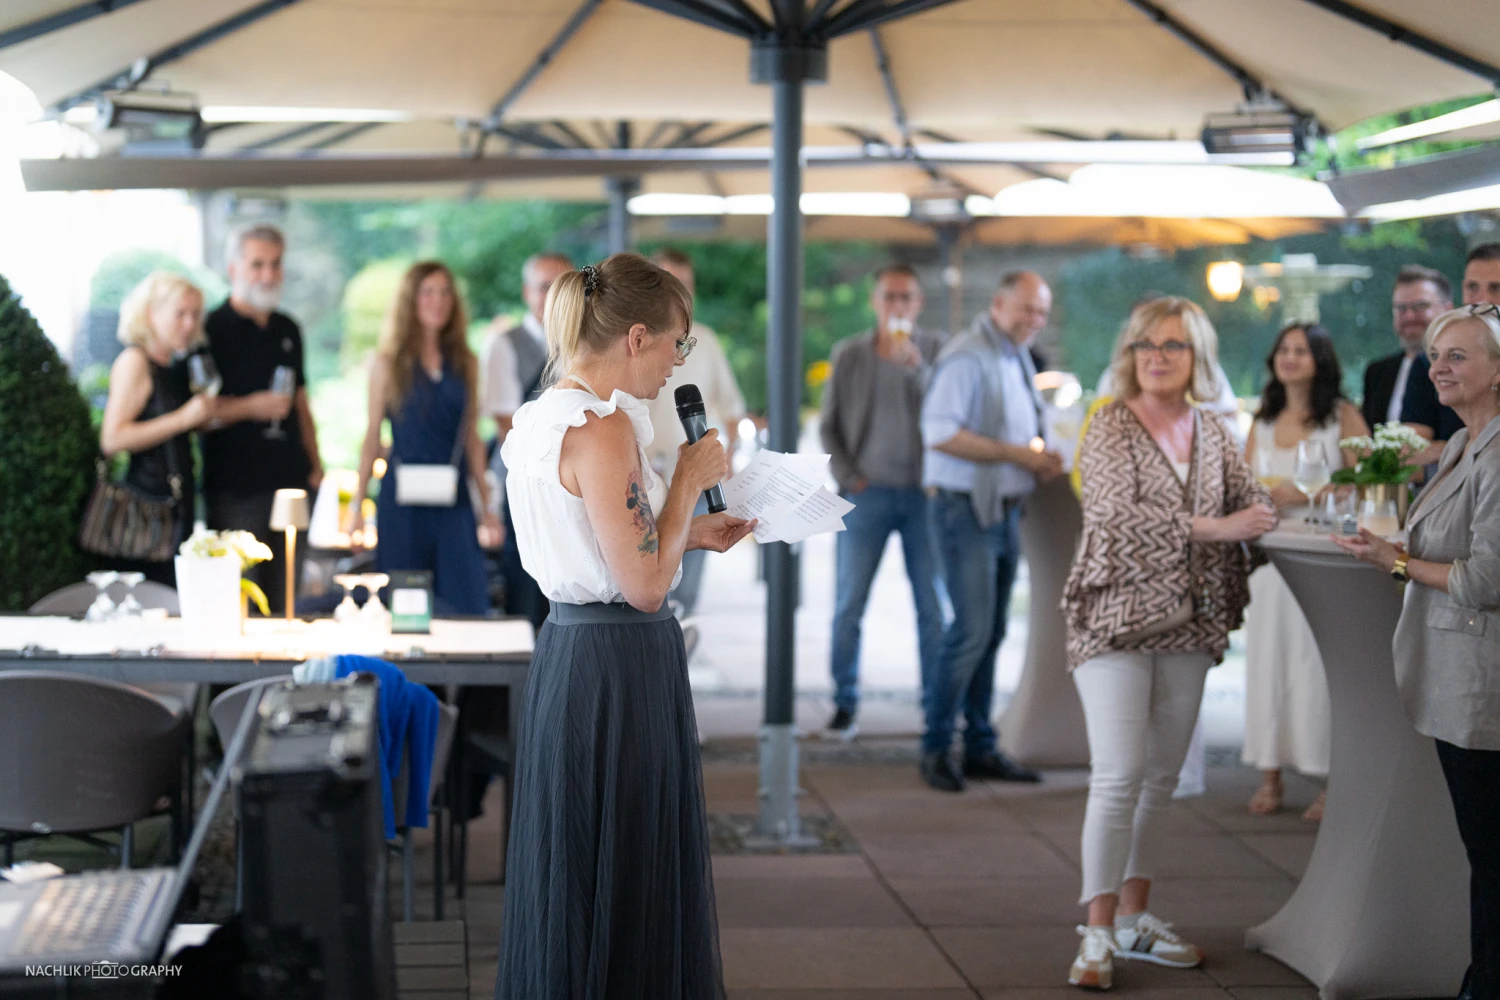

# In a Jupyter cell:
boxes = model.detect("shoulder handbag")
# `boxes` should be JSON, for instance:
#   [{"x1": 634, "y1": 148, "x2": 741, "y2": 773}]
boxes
[
  {"x1": 1117, "y1": 409, "x2": 1210, "y2": 643},
  {"x1": 393, "y1": 401, "x2": 468, "y2": 507},
  {"x1": 77, "y1": 448, "x2": 184, "y2": 564}
]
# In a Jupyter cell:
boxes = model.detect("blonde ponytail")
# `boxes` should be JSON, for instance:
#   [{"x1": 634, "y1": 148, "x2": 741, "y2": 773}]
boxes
[
  {"x1": 542, "y1": 252, "x2": 692, "y2": 380},
  {"x1": 543, "y1": 269, "x2": 591, "y2": 377}
]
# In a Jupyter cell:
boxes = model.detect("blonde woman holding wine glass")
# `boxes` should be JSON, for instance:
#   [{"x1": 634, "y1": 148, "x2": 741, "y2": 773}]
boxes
[{"x1": 1242, "y1": 323, "x2": 1368, "y2": 820}]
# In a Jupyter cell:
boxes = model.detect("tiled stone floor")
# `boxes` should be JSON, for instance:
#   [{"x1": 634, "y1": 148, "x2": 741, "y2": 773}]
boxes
[{"x1": 421, "y1": 737, "x2": 1326, "y2": 999}]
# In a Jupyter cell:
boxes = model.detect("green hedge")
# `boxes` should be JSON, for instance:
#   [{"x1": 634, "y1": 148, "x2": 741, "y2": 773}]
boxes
[{"x1": 0, "y1": 275, "x2": 97, "y2": 611}]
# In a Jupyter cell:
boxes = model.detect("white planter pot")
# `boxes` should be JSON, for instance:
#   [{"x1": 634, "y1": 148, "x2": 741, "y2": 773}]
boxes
[{"x1": 174, "y1": 555, "x2": 242, "y2": 633}]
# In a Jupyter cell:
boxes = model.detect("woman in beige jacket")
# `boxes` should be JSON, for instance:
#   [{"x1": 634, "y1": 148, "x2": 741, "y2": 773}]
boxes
[
  {"x1": 1337, "y1": 304, "x2": 1500, "y2": 1000},
  {"x1": 1061, "y1": 297, "x2": 1276, "y2": 989}
]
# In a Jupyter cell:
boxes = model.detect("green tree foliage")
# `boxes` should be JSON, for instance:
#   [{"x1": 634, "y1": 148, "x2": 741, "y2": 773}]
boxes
[
  {"x1": 1307, "y1": 94, "x2": 1494, "y2": 175},
  {"x1": 338, "y1": 258, "x2": 412, "y2": 368},
  {"x1": 1054, "y1": 217, "x2": 1472, "y2": 399},
  {"x1": 638, "y1": 238, "x2": 886, "y2": 413},
  {"x1": 291, "y1": 200, "x2": 887, "y2": 417},
  {"x1": 88, "y1": 248, "x2": 224, "y2": 310},
  {"x1": 425, "y1": 201, "x2": 603, "y2": 319},
  {"x1": 0, "y1": 275, "x2": 97, "y2": 610}
]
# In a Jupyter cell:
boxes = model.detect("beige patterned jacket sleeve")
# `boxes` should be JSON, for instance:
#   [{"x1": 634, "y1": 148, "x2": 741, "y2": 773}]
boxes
[{"x1": 1062, "y1": 402, "x2": 1269, "y2": 669}]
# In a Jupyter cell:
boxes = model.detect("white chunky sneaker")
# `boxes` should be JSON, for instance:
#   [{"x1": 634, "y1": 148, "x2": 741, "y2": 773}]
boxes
[
  {"x1": 1113, "y1": 912, "x2": 1205, "y2": 968},
  {"x1": 1068, "y1": 925, "x2": 1116, "y2": 990}
]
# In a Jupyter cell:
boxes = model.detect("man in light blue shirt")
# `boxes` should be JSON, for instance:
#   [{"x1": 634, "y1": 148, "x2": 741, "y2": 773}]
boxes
[{"x1": 919, "y1": 270, "x2": 1064, "y2": 792}]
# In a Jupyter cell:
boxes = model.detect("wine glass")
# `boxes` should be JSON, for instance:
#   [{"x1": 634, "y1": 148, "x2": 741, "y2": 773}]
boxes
[
  {"x1": 1360, "y1": 496, "x2": 1400, "y2": 537},
  {"x1": 359, "y1": 573, "x2": 391, "y2": 629},
  {"x1": 1293, "y1": 440, "x2": 1332, "y2": 524},
  {"x1": 116, "y1": 571, "x2": 146, "y2": 618},
  {"x1": 187, "y1": 353, "x2": 222, "y2": 398},
  {"x1": 333, "y1": 573, "x2": 363, "y2": 623},
  {"x1": 84, "y1": 571, "x2": 119, "y2": 622},
  {"x1": 1254, "y1": 447, "x2": 1279, "y2": 487},
  {"x1": 264, "y1": 365, "x2": 296, "y2": 440}
]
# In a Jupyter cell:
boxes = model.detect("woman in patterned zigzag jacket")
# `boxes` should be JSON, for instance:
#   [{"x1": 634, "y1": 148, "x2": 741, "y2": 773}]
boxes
[{"x1": 1060, "y1": 297, "x2": 1276, "y2": 990}]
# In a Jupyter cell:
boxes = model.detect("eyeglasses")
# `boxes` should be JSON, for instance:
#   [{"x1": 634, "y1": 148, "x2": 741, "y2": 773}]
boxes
[
  {"x1": 1469, "y1": 303, "x2": 1500, "y2": 318},
  {"x1": 1393, "y1": 302, "x2": 1440, "y2": 314},
  {"x1": 675, "y1": 333, "x2": 697, "y2": 362},
  {"x1": 1127, "y1": 340, "x2": 1191, "y2": 358}
]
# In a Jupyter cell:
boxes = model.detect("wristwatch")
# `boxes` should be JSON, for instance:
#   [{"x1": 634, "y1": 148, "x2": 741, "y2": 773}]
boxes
[{"x1": 1391, "y1": 553, "x2": 1411, "y2": 583}]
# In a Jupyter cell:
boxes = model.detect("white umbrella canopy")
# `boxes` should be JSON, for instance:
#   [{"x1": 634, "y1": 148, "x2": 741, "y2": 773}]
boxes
[{"x1": 2, "y1": 0, "x2": 1496, "y2": 135}]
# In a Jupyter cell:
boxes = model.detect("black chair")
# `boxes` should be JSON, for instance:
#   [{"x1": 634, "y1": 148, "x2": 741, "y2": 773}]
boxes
[
  {"x1": 0, "y1": 672, "x2": 189, "y2": 869},
  {"x1": 448, "y1": 686, "x2": 514, "y2": 896}
]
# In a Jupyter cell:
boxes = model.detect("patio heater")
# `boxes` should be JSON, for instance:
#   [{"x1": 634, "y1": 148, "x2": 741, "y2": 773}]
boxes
[{"x1": 627, "y1": 0, "x2": 963, "y2": 847}]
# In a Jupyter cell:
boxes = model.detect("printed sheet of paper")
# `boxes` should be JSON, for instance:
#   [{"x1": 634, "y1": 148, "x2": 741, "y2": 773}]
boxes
[{"x1": 723, "y1": 451, "x2": 853, "y2": 543}]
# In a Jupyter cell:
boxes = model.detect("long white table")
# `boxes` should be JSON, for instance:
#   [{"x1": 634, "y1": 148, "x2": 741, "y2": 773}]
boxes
[
  {"x1": 0, "y1": 616, "x2": 530, "y2": 688},
  {"x1": 1246, "y1": 528, "x2": 1468, "y2": 1000},
  {"x1": 0, "y1": 615, "x2": 534, "y2": 897}
]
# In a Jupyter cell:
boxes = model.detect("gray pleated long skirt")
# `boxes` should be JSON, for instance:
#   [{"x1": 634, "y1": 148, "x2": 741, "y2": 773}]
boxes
[{"x1": 495, "y1": 601, "x2": 725, "y2": 1000}]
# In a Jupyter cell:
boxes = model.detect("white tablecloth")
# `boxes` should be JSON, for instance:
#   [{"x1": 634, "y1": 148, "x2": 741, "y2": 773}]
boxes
[{"x1": 0, "y1": 617, "x2": 534, "y2": 662}]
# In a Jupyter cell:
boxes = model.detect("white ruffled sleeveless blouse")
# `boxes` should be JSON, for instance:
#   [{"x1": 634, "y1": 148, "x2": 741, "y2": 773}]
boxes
[{"x1": 500, "y1": 385, "x2": 679, "y2": 605}]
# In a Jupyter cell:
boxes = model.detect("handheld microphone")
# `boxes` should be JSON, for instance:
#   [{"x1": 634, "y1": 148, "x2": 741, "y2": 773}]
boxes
[{"x1": 674, "y1": 383, "x2": 728, "y2": 514}]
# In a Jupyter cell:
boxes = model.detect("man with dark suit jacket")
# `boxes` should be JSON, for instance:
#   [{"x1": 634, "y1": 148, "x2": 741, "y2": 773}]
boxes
[{"x1": 1362, "y1": 264, "x2": 1451, "y2": 431}]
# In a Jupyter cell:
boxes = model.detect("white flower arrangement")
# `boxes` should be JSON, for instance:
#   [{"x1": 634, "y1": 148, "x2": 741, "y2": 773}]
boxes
[
  {"x1": 1332, "y1": 421, "x2": 1427, "y2": 487},
  {"x1": 1337, "y1": 422, "x2": 1428, "y2": 456},
  {"x1": 179, "y1": 529, "x2": 273, "y2": 567},
  {"x1": 178, "y1": 529, "x2": 274, "y2": 614}
]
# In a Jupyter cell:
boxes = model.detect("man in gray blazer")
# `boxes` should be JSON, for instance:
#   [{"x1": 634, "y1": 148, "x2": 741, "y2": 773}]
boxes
[{"x1": 818, "y1": 265, "x2": 945, "y2": 740}]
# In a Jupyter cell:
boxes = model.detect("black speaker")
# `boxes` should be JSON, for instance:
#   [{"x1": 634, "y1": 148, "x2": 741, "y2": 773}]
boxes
[{"x1": 237, "y1": 677, "x2": 394, "y2": 1000}]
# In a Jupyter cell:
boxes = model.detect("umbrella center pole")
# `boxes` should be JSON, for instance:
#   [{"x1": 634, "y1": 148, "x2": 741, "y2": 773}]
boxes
[{"x1": 751, "y1": 33, "x2": 824, "y2": 849}]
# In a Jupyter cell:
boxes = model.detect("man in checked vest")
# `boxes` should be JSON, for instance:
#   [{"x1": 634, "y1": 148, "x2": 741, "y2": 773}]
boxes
[
  {"x1": 918, "y1": 270, "x2": 1065, "y2": 793},
  {"x1": 480, "y1": 251, "x2": 572, "y2": 631}
]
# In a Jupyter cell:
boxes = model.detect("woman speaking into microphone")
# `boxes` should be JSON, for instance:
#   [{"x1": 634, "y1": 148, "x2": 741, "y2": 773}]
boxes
[{"x1": 494, "y1": 252, "x2": 753, "y2": 1000}]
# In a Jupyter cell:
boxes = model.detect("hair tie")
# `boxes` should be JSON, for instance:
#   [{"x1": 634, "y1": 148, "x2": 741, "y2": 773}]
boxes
[{"x1": 581, "y1": 264, "x2": 599, "y2": 297}]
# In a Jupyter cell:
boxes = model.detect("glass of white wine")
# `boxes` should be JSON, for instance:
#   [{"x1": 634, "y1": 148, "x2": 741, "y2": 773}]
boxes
[
  {"x1": 187, "y1": 352, "x2": 222, "y2": 398},
  {"x1": 1293, "y1": 440, "x2": 1332, "y2": 525},
  {"x1": 263, "y1": 365, "x2": 296, "y2": 440},
  {"x1": 1254, "y1": 447, "x2": 1280, "y2": 488}
]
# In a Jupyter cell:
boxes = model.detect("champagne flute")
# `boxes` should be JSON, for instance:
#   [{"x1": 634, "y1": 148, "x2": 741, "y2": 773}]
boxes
[
  {"x1": 1293, "y1": 440, "x2": 1331, "y2": 523},
  {"x1": 187, "y1": 353, "x2": 222, "y2": 398},
  {"x1": 264, "y1": 365, "x2": 296, "y2": 440}
]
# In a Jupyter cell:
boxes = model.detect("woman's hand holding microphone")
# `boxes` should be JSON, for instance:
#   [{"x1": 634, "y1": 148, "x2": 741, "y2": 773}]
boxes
[{"x1": 676, "y1": 430, "x2": 756, "y2": 552}]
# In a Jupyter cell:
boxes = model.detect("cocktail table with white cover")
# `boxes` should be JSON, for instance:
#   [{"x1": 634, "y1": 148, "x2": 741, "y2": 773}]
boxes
[
  {"x1": 999, "y1": 475, "x2": 1089, "y2": 767},
  {"x1": 1247, "y1": 525, "x2": 1467, "y2": 1000}
]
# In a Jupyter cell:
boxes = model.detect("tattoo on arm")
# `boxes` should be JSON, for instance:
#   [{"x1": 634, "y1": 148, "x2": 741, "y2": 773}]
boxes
[{"x1": 625, "y1": 471, "x2": 659, "y2": 555}]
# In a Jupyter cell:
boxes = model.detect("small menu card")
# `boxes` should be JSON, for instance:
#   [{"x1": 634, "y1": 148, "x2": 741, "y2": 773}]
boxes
[{"x1": 389, "y1": 570, "x2": 433, "y2": 634}]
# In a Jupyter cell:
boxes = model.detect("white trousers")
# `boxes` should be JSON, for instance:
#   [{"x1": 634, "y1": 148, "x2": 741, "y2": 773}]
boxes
[{"x1": 1073, "y1": 649, "x2": 1212, "y2": 905}]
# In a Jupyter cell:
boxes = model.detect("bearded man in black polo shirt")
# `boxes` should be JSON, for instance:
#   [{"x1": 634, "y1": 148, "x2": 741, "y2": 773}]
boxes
[{"x1": 201, "y1": 223, "x2": 324, "y2": 614}]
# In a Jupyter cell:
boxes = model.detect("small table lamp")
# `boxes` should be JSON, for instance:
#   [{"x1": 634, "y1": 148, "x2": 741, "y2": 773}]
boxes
[{"x1": 269, "y1": 488, "x2": 311, "y2": 622}]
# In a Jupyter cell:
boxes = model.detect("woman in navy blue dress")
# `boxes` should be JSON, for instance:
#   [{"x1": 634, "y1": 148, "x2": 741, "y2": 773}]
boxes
[{"x1": 351, "y1": 261, "x2": 501, "y2": 614}]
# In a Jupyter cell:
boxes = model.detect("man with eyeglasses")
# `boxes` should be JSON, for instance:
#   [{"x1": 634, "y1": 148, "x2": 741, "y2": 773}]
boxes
[
  {"x1": 1396, "y1": 253, "x2": 1499, "y2": 466},
  {"x1": 819, "y1": 264, "x2": 946, "y2": 742},
  {"x1": 918, "y1": 270, "x2": 1064, "y2": 792},
  {"x1": 1361, "y1": 265, "x2": 1452, "y2": 439},
  {"x1": 643, "y1": 248, "x2": 747, "y2": 626}
]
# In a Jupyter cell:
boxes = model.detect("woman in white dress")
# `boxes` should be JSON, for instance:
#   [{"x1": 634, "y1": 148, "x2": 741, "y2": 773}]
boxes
[
  {"x1": 1243, "y1": 323, "x2": 1368, "y2": 820},
  {"x1": 495, "y1": 253, "x2": 754, "y2": 1000}
]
